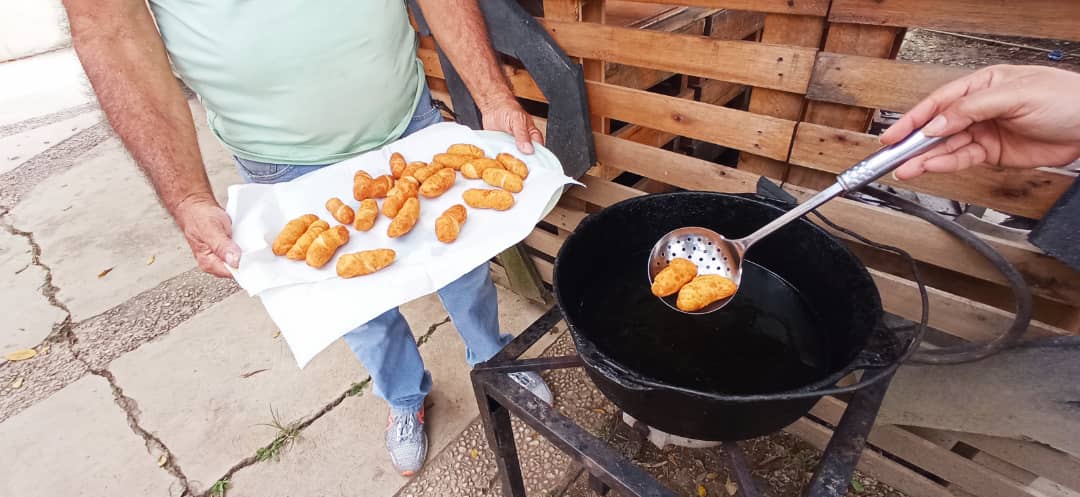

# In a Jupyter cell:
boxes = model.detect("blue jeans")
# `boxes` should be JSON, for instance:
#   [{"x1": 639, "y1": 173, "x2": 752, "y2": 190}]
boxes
[{"x1": 235, "y1": 85, "x2": 512, "y2": 412}]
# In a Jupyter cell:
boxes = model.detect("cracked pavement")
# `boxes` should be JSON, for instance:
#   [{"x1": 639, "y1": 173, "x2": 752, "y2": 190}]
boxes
[{"x1": 0, "y1": 48, "x2": 549, "y2": 497}]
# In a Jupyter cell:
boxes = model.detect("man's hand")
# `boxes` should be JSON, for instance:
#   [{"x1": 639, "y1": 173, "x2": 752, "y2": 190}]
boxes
[
  {"x1": 174, "y1": 193, "x2": 241, "y2": 278},
  {"x1": 881, "y1": 64, "x2": 1080, "y2": 180},
  {"x1": 480, "y1": 96, "x2": 544, "y2": 154},
  {"x1": 416, "y1": 0, "x2": 542, "y2": 154}
]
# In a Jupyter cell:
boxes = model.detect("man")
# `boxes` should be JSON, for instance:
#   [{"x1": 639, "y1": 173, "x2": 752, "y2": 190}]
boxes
[{"x1": 62, "y1": 0, "x2": 553, "y2": 475}]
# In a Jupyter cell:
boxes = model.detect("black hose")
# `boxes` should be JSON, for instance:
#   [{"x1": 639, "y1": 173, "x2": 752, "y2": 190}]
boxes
[{"x1": 857, "y1": 186, "x2": 1034, "y2": 364}]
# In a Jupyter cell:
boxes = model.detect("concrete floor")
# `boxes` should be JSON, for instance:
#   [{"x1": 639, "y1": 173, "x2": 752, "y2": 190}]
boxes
[{"x1": 0, "y1": 48, "x2": 552, "y2": 497}]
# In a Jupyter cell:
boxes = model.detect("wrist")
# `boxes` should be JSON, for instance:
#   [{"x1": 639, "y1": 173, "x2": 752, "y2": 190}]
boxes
[
  {"x1": 171, "y1": 191, "x2": 217, "y2": 217},
  {"x1": 475, "y1": 88, "x2": 517, "y2": 113}
]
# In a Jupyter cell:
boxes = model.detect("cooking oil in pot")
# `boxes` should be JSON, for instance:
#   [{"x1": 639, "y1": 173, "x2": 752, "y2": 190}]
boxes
[{"x1": 578, "y1": 260, "x2": 832, "y2": 395}]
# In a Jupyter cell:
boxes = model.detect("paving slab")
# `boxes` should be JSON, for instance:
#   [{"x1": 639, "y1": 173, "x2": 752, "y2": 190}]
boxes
[
  {"x1": 0, "y1": 110, "x2": 102, "y2": 174},
  {"x1": 0, "y1": 49, "x2": 91, "y2": 127},
  {"x1": 227, "y1": 313, "x2": 480, "y2": 497},
  {"x1": 108, "y1": 293, "x2": 369, "y2": 493},
  {"x1": 0, "y1": 374, "x2": 179, "y2": 497},
  {"x1": 8, "y1": 101, "x2": 241, "y2": 320},
  {"x1": 0, "y1": 226, "x2": 66, "y2": 359},
  {"x1": 225, "y1": 286, "x2": 545, "y2": 497}
]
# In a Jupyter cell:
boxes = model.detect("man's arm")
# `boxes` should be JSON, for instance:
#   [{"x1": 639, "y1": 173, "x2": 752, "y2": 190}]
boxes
[
  {"x1": 415, "y1": 0, "x2": 543, "y2": 153},
  {"x1": 63, "y1": 0, "x2": 239, "y2": 276}
]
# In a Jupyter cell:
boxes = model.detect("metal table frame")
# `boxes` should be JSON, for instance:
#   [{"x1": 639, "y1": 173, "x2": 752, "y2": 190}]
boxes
[{"x1": 471, "y1": 307, "x2": 894, "y2": 497}]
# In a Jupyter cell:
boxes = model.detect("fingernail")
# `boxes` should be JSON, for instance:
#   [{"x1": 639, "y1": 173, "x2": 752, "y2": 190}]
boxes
[
  {"x1": 891, "y1": 170, "x2": 899, "y2": 181},
  {"x1": 226, "y1": 251, "x2": 240, "y2": 268},
  {"x1": 923, "y1": 115, "x2": 947, "y2": 136}
]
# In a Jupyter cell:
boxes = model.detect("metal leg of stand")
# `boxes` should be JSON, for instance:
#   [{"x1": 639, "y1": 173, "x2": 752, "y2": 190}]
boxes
[
  {"x1": 722, "y1": 441, "x2": 761, "y2": 497},
  {"x1": 474, "y1": 373, "x2": 528, "y2": 497},
  {"x1": 804, "y1": 374, "x2": 895, "y2": 497}
]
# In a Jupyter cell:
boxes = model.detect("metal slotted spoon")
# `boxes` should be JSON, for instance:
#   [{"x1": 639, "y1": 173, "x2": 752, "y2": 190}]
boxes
[{"x1": 648, "y1": 128, "x2": 945, "y2": 314}]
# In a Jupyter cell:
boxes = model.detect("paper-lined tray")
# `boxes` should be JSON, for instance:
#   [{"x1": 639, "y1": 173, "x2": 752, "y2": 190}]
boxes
[{"x1": 225, "y1": 122, "x2": 580, "y2": 366}]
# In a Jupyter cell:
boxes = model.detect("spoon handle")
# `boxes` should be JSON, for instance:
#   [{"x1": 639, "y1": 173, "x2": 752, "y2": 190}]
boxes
[
  {"x1": 738, "y1": 128, "x2": 944, "y2": 250},
  {"x1": 836, "y1": 129, "x2": 945, "y2": 192}
]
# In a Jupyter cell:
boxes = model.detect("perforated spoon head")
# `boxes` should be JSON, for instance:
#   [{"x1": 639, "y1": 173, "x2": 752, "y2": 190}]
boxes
[{"x1": 647, "y1": 227, "x2": 745, "y2": 315}]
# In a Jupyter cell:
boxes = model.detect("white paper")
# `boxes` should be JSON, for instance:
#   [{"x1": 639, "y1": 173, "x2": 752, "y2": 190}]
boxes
[{"x1": 225, "y1": 122, "x2": 580, "y2": 367}]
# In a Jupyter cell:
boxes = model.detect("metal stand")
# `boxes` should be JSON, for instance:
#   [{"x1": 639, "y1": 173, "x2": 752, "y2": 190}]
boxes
[{"x1": 472, "y1": 307, "x2": 895, "y2": 497}]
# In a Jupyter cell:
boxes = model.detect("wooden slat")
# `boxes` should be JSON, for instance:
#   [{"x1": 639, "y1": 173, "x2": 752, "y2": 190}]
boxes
[
  {"x1": 615, "y1": 0, "x2": 830, "y2": 16},
  {"x1": 543, "y1": 204, "x2": 587, "y2": 232},
  {"x1": 793, "y1": 23, "x2": 904, "y2": 191},
  {"x1": 593, "y1": 133, "x2": 1080, "y2": 305},
  {"x1": 737, "y1": 13, "x2": 827, "y2": 183},
  {"x1": 789, "y1": 122, "x2": 1077, "y2": 219},
  {"x1": 532, "y1": 254, "x2": 554, "y2": 283},
  {"x1": 812, "y1": 397, "x2": 1045, "y2": 497},
  {"x1": 829, "y1": 0, "x2": 1080, "y2": 42},
  {"x1": 807, "y1": 52, "x2": 970, "y2": 112},
  {"x1": 541, "y1": 19, "x2": 817, "y2": 93},
  {"x1": 588, "y1": 82, "x2": 796, "y2": 160},
  {"x1": 871, "y1": 269, "x2": 1070, "y2": 342},
  {"x1": 783, "y1": 418, "x2": 955, "y2": 497},
  {"x1": 423, "y1": 49, "x2": 789, "y2": 158},
  {"x1": 958, "y1": 433, "x2": 1080, "y2": 492},
  {"x1": 525, "y1": 228, "x2": 567, "y2": 258}
]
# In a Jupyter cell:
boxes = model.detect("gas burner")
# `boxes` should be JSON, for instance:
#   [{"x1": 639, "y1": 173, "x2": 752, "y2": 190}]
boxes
[{"x1": 621, "y1": 413, "x2": 722, "y2": 450}]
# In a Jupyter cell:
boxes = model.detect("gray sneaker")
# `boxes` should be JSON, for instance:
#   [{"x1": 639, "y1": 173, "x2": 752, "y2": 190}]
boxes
[
  {"x1": 508, "y1": 371, "x2": 554, "y2": 405},
  {"x1": 385, "y1": 406, "x2": 428, "y2": 476}
]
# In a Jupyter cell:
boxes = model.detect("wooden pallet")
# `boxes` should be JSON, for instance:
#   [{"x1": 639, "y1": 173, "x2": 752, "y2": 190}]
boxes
[{"x1": 420, "y1": 1, "x2": 1080, "y2": 495}]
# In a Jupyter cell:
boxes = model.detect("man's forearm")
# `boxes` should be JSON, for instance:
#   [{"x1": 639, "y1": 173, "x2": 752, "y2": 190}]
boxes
[
  {"x1": 416, "y1": 0, "x2": 516, "y2": 110},
  {"x1": 65, "y1": 0, "x2": 213, "y2": 214}
]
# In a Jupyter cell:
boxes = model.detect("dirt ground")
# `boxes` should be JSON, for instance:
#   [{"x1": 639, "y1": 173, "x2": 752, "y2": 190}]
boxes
[{"x1": 898, "y1": 28, "x2": 1080, "y2": 73}]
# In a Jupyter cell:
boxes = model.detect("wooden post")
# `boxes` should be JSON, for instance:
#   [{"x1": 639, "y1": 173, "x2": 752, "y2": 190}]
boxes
[{"x1": 735, "y1": 14, "x2": 830, "y2": 185}]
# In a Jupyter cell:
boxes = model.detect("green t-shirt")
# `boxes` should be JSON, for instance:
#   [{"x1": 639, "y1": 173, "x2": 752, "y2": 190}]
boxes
[{"x1": 149, "y1": 0, "x2": 424, "y2": 165}]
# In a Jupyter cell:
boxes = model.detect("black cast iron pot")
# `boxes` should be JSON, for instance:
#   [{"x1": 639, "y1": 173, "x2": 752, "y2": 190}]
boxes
[{"x1": 554, "y1": 192, "x2": 888, "y2": 441}]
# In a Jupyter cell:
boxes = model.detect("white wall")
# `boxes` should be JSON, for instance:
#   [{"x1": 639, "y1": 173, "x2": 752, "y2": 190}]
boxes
[{"x1": 1, "y1": 0, "x2": 71, "y2": 62}]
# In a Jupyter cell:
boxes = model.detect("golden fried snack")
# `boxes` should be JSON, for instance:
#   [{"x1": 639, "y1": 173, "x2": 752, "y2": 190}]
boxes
[
  {"x1": 325, "y1": 197, "x2": 355, "y2": 225},
  {"x1": 306, "y1": 225, "x2": 350, "y2": 268},
  {"x1": 435, "y1": 205, "x2": 467, "y2": 243},
  {"x1": 460, "y1": 158, "x2": 502, "y2": 179},
  {"x1": 463, "y1": 188, "x2": 514, "y2": 211},
  {"x1": 482, "y1": 168, "x2": 524, "y2": 193},
  {"x1": 412, "y1": 163, "x2": 443, "y2": 183},
  {"x1": 420, "y1": 168, "x2": 456, "y2": 198},
  {"x1": 389, "y1": 152, "x2": 407, "y2": 179},
  {"x1": 287, "y1": 220, "x2": 330, "y2": 260},
  {"x1": 371, "y1": 175, "x2": 394, "y2": 198},
  {"x1": 353, "y1": 199, "x2": 379, "y2": 231},
  {"x1": 650, "y1": 258, "x2": 698, "y2": 297},
  {"x1": 337, "y1": 249, "x2": 396, "y2": 278},
  {"x1": 387, "y1": 198, "x2": 420, "y2": 238},
  {"x1": 272, "y1": 214, "x2": 318, "y2": 256},
  {"x1": 401, "y1": 161, "x2": 425, "y2": 180},
  {"x1": 382, "y1": 177, "x2": 419, "y2": 217},
  {"x1": 447, "y1": 143, "x2": 485, "y2": 158},
  {"x1": 432, "y1": 153, "x2": 472, "y2": 170},
  {"x1": 353, "y1": 171, "x2": 373, "y2": 201},
  {"x1": 676, "y1": 275, "x2": 738, "y2": 312},
  {"x1": 496, "y1": 152, "x2": 530, "y2": 179}
]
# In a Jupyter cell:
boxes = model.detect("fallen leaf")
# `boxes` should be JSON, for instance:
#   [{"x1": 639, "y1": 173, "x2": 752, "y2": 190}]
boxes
[
  {"x1": 705, "y1": 473, "x2": 719, "y2": 481},
  {"x1": 469, "y1": 448, "x2": 479, "y2": 459},
  {"x1": 11, "y1": 377, "x2": 24, "y2": 389},
  {"x1": 98, "y1": 267, "x2": 114, "y2": 278},
  {"x1": 157, "y1": 454, "x2": 168, "y2": 467},
  {"x1": 146, "y1": 255, "x2": 156, "y2": 266},
  {"x1": 592, "y1": 408, "x2": 606, "y2": 414},
  {"x1": 725, "y1": 479, "x2": 738, "y2": 496},
  {"x1": 851, "y1": 478, "x2": 864, "y2": 494},
  {"x1": 4, "y1": 349, "x2": 37, "y2": 361},
  {"x1": 697, "y1": 484, "x2": 707, "y2": 497}
]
